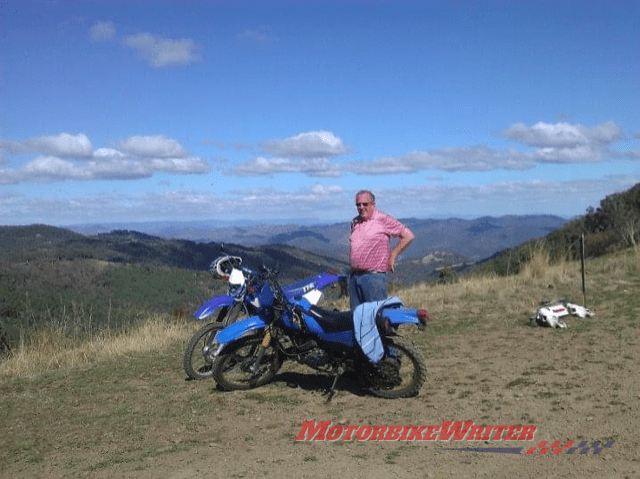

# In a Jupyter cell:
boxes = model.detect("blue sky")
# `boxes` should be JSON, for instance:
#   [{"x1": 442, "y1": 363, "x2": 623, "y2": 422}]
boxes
[{"x1": 1, "y1": 0, "x2": 639, "y2": 226}]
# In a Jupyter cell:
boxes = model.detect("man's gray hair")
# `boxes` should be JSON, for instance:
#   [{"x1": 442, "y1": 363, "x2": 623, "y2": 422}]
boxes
[{"x1": 356, "y1": 190, "x2": 376, "y2": 203}]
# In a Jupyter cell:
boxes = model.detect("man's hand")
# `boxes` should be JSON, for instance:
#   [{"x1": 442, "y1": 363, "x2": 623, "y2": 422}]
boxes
[
  {"x1": 388, "y1": 252, "x2": 398, "y2": 272},
  {"x1": 389, "y1": 228, "x2": 414, "y2": 272}
]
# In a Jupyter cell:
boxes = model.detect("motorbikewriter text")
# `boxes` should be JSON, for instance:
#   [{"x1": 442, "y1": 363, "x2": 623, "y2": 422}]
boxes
[{"x1": 296, "y1": 420, "x2": 536, "y2": 441}]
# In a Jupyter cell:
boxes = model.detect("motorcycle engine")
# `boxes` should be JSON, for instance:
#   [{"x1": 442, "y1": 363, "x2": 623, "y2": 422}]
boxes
[{"x1": 301, "y1": 348, "x2": 331, "y2": 369}]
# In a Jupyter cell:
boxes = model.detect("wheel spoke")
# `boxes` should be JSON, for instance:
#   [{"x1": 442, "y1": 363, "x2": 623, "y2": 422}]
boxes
[
  {"x1": 212, "y1": 336, "x2": 282, "y2": 390},
  {"x1": 183, "y1": 322, "x2": 223, "y2": 380}
]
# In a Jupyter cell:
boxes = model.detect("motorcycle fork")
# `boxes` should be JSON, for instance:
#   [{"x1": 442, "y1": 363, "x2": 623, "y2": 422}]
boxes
[{"x1": 250, "y1": 325, "x2": 273, "y2": 375}]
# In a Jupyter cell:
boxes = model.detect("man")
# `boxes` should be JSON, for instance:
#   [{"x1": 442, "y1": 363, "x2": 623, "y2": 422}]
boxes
[{"x1": 349, "y1": 190, "x2": 414, "y2": 310}]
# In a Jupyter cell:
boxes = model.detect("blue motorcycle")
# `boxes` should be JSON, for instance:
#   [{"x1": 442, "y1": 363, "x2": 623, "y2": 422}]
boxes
[
  {"x1": 183, "y1": 255, "x2": 347, "y2": 380},
  {"x1": 208, "y1": 262, "x2": 428, "y2": 400}
]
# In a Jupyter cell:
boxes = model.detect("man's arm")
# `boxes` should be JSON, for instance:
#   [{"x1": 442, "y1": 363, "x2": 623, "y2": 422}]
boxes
[{"x1": 388, "y1": 228, "x2": 414, "y2": 272}]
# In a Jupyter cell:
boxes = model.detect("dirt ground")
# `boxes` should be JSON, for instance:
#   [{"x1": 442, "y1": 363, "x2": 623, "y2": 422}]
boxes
[
  {"x1": 6, "y1": 314, "x2": 636, "y2": 479},
  {"x1": 3, "y1": 260, "x2": 640, "y2": 478},
  {"x1": 159, "y1": 320, "x2": 638, "y2": 479}
]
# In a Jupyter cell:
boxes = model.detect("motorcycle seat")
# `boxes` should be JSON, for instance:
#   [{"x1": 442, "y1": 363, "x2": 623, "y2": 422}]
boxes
[{"x1": 307, "y1": 305, "x2": 354, "y2": 332}]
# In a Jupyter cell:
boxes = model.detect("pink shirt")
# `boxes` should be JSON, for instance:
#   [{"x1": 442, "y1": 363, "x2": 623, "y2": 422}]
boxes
[{"x1": 350, "y1": 209, "x2": 409, "y2": 272}]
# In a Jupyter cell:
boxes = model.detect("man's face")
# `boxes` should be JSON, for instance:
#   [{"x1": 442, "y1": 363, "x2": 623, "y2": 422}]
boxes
[{"x1": 356, "y1": 192, "x2": 375, "y2": 221}]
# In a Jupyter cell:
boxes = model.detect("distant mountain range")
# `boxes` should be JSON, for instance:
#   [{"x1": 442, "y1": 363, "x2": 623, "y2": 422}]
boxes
[
  {"x1": 68, "y1": 215, "x2": 568, "y2": 266},
  {"x1": 0, "y1": 215, "x2": 567, "y2": 287}
]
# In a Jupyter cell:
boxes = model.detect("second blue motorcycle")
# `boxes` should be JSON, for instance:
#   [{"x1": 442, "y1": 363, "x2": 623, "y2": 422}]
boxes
[{"x1": 183, "y1": 255, "x2": 347, "y2": 380}]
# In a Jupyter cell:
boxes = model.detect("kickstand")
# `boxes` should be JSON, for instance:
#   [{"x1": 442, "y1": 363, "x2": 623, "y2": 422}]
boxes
[{"x1": 325, "y1": 367, "x2": 344, "y2": 403}]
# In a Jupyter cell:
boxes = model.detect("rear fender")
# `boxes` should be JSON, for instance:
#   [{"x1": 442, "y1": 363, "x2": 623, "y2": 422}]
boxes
[
  {"x1": 313, "y1": 272, "x2": 347, "y2": 290},
  {"x1": 379, "y1": 308, "x2": 422, "y2": 328},
  {"x1": 193, "y1": 295, "x2": 234, "y2": 320},
  {"x1": 282, "y1": 272, "x2": 347, "y2": 299}
]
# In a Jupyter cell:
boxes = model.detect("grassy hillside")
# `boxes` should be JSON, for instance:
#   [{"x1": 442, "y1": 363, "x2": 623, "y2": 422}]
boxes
[
  {"x1": 1, "y1": 246, "x2": 638, "y2": 477},
  {"x1": 0, "y1": 256, "x2": 216, "y2": 354},
  {"x1": 3, "y1": 181, "x2": 638, "y2": 356},
  {"x1": 0, "y1": 225, "x2": 350, "y2": 355},
  {"x1": 477, "y1": 182, "x2": 640, "y2": 277}
]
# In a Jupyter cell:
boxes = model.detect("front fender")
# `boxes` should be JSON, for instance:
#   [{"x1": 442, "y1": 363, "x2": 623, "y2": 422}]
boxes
[
  {"x1": 214, "y1": 315, "x2": 268, "y2": 347},
  {"x1": 193, "y1": 295, "x2": 235, "y2": 320}
]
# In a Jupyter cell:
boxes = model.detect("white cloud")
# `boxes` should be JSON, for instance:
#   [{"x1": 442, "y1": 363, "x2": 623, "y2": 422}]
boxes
[
  {"x1": 368, "y1": 176, "x2": 640, "y2": 219},
  {"x1": 93, "y1": 148, "x2": 125, "y2": 159},
  {"x1": 123, "y1": 33, "x2": 201, "y2": 68},
  {"x1": 311, "y1": 183, "x2": 343, "y2": 195},
  {"x1": 339, "y1": 122, "x2": 631, "y2": 176},
  {"x1": 502, "y1": 121, "x2": 622, "y2": 148},
  {"x1": 501, "y1": 121, "x2": 624, "y2": 164},
  {"x1": 0, "y1": 170, "x2": 19, "y2": 185},
  {"x1": 117, "y1": 135, "x2": 188, "y2": 158},
  {"x1": 534, "y1": 144, "x2": 606, "y2": 164},
  {"x1": 230, "y1": 157, "x2": 341, "y2": 177},
  {"x1": 27, "y1": 133, "x2": 94, "y2": 159},
  {"x1": 349, "y1": 122, "x2": 628, "y2": 175},
  {"x1": 90, "y1": 21, "x2": 116, "y2": 41},
  {"x1": 346, "y1": 146, "x2": 533, "y2": 174},
  {"x1": 23, "y1": 156, "x2": 91, "y2": 180},
  {"x1": 260, "y1": 131, "x2": 352, "y2": 158},
  {"x1": 13, "y1": 155, "x2": 209, "y2": 182},
  {"x1": 18, "y1": 184, "x2": 349, "y2": 224},
  {"x1": 220, "y1": 186, "x2": 350, "y2": 219},
  {"x1": 616, "y1": 149, "x2": 640, "y2": 159},
  {"x1": 6, "y1": 177, "x2": 639, "y2": 225},
  {"x1": 229, "y1": 122, "x2": 633, "y2": 179},
  {"x1": 0, "y1": 134, "x2": 209, "y2": 184},
  {"x1": 148, "y1": 157, "x2": 210, "y2": 174},
  {"x1": 229, "y1": 131, "x2": 352, "y2": 176},
  {"x1": 0, "y1": 140, "x2": 24, "y2": 156}
]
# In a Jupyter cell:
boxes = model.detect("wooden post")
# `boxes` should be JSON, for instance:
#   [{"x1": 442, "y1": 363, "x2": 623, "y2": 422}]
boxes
[{"x1": 580, "y1": 233, "x2": 586, "y2": 306}]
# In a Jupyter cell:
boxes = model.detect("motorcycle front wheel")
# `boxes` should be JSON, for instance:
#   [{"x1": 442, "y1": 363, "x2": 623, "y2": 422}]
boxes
[
  {"x1": 366, "y1": 336, "x2": 426, "y2": 399},
  {"x1": 211, "y1": 335, "x2": 283, "y2": 390}
]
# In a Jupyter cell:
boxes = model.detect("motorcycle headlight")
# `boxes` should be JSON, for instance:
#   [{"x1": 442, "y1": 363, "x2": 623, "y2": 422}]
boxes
[{"x1": 228, "y1": 268, "x2": 247, "y2": 297}]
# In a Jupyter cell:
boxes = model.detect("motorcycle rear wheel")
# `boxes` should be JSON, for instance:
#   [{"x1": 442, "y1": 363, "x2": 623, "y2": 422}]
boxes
[
  {"x1": 212, "y1": 335, "x2": 283, "y2": 390},
  {"x1": 366, "y1": 336, "x2": 426, "y2": 399},
  {"x1": 183, "y1": 322, "x2": 224, "y2": 380},
  {"x1": 183, "y1": 303, "x2": 246, "y2": 380}
]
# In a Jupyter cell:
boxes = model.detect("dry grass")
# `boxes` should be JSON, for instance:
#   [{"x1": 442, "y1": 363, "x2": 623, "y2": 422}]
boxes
[
  {"x1": 401, "y1": 248, "x2": 588, "y2": 324},
  {"x1": 2, "y1": 247, "x2": 634, "y2": 381},
  {"x1": 0, "y1": 315, "x2": 196, "y2": 380}
]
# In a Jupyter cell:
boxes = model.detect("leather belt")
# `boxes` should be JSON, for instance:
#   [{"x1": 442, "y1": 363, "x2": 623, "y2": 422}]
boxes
[{"x1": 350, "y1": 270, "x2": 386, "y2": 276}]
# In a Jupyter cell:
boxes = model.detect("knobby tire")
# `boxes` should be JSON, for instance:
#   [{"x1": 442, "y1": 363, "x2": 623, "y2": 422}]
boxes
[
  {"x1": 211, "y1": 335, "x2": 282, "y2": 391},
  {"x1": 183, "y1": 302, "x2": 246, "y2": 380},
  {"x1": 183, "y1": 322, "x2": 224, "y2": 380},
  {"x1": 366, "y1": 336, "x2": 426, "y2": 399}
]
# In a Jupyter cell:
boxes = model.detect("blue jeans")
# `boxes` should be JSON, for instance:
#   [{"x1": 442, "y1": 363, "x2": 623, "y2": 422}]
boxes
[{"x1": 349, "y1": 272, "x2": 388, "y2": 310}]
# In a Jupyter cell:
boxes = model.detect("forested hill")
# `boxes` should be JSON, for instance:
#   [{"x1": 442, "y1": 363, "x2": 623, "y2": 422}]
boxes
[
  {"x1": 477, "y1": 182, "x2": 640, "y2": 276},
  {"x1": 0, "y1": 225, "x2": 349, "y2": 284}
]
